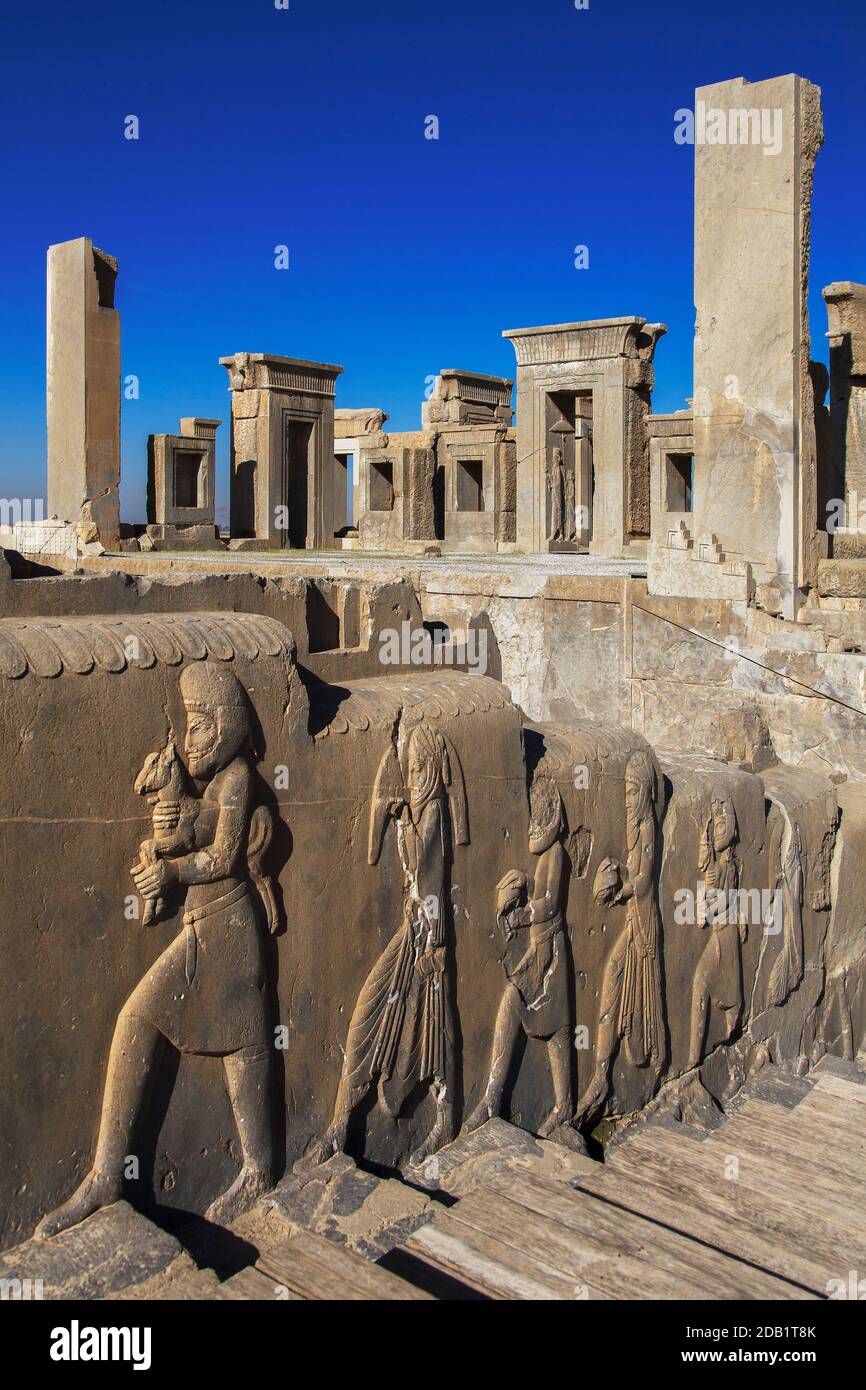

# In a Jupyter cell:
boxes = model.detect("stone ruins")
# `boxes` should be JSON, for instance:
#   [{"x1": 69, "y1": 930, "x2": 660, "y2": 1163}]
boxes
[{"x1": 3, "y1": 71, "x2": 866, "y2": 1301}]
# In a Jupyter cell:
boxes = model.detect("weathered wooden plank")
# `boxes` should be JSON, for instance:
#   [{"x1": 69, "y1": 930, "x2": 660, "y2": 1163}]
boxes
[
  {"x1": 213, "y1": 1266, "x2": 301, "y2": 1300},
  {"x1": 447, "y1": 1186, "x2": 703, "y2": 1300},
  {"x1": 576, "y1": 1156, "x2": 843, "y2": 1292},
  {"x1": 486, "y1": 1171, "x2": 813, "y2": 1300},
  {"x1": 626, "y1": 1116, "x2": 866, "y2": 1232},
  {"x1": 794, "y1": 1086, "x2": 866, "y2": 1138},
  {"x1": 726, "y1": 1093, "x2": 866, "y2": 1170},
  {"x1": 812, "y1": 1072, "x2": 866, "y2": 1107},
  {"x1": 405, "y1": 1215, "x2": 606, "y2": 1300},
  {"x1": 256, "y1": 1230, "x2": 432, "y2": 1301},
  {"x1": 699, "y1": 1105, "x2": 866, "y2": 1212}
]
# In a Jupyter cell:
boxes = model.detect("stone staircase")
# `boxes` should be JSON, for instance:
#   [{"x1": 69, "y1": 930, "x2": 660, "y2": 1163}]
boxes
[{"x1": 3, "y1": 1055, "x2": 863, "y2": 1301}]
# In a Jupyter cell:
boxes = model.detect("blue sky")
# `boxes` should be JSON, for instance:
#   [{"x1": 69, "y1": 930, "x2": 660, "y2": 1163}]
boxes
[{"x1": 0, "y1": 0, "x2": 863, "y2": 522}]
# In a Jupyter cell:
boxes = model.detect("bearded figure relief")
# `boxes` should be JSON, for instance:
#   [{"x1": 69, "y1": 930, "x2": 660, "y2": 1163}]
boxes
[
  {"x1": 574, "y1": 748, "x2": 666, "y2": 1131},
  {"x1": 37, "y1": 662, "x2": 279, "y2": 1238},
  {"x1": 308, "y1": 720, "x2": 468, "y2": 1169}
]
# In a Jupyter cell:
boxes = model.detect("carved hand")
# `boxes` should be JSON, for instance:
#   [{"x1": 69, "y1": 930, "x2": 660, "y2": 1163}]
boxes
[
  {"x1": 131, "y1": 857, "x2": 177, "y2": 899},
  {"x1": 152, "y1": 798, "x2": 181, "y2": 831}
]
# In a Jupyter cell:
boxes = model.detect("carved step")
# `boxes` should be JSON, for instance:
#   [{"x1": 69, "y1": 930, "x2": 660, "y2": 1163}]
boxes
[{"x1": 0, "y1": 1201, "x2": 181, "y2": 1301}]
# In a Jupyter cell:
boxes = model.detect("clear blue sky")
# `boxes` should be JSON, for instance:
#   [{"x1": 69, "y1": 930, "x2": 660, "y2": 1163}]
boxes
[{"x1": 0, "y1": 0, "x2": 863, "y2": 523}]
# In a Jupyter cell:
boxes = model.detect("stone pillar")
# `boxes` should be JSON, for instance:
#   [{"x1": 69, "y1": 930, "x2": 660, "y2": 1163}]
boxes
[
  {"x1": 502, "y1": 318, "x2": 665, "y2": 557},
  {"x1": 220, "y1": 353, "x2": 342, "y2": 549},
  {"x1": 823, "y1": 282, "x2": 866, "y2": 557},
  {"x1": 47, "y1": 237, "x2": 121, "y2": 549},
  {"x1": 692, "y1": 74, "x2": 823, "y2": 617},
  {"x1": 403, "y1": 447, "x2": 437, "y2": 541}
]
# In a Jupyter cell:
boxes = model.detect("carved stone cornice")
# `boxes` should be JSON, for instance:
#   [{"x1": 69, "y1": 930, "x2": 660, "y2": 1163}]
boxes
[
  {"x1": 219, "y1": 353, "x2": 343, "y2": 396},
  {"x1": 503, "y1": 318, "x2": 667, "y2": 367}
]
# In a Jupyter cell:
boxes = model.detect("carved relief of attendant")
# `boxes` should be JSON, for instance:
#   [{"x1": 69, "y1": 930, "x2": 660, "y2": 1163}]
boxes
[
  {"x1": 688, "y1": 794, "x2": 747, "y2": 1068},
  {"x1": 564, "y1": 467, "x2": 577, "y2": 542},
  {"x1": 465, "y1": 777, "x2": 583, "y2": 1147},
  {"x1": 548, "y1": 448, "x2": 565, "y2": 541},
  {"x1": 574, "y1": 749, "x2": 666, "y2": 1130},
  {"x1": 308, "y1": 723, "x2": 468, "y2": 1169},
  {"x1": 38, "y1": 663, "x2": 276, "y2": 1238}
]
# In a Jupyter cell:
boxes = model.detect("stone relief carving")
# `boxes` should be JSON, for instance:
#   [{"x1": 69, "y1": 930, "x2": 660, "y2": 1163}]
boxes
[
  {"x1": 563, "y1": 466, "x2": 577, "y2": 543},
  {"x1": 547, "y1": 447, "x2": 565, "y2": 541},
  {"x1": 574, "y1": 748, "x2": 666, "y2": 1131},
  {"x1": 465, "y1": 774, "x2": 587, "y2": 1150},
  {"x1": 37, "y1": 662, "x2": 280, "y2": 1239},
  {"x1": 307, "y1": 719, "x2": 469, "y2": 1169},
  {"x1": 687, "y1": 794, "x2": 747, "y2": 1068}
]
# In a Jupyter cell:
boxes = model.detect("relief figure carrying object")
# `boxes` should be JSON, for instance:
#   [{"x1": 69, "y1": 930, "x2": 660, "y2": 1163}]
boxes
[
  {"x1": 465, "y1": 776, "x2": 585, "y2": 1149},
  {"x1": 309, "y1": 721, "x2": 468, "y2": 1169},
  {"x1": 688, "y1": 794, "x2": 747, "y2": 1068},
  {"x1": 37, "y1": 662, "x2": 278, "y2": 1238},
  {"x1": 574, "y1": 748, "x2": 666, "y2": 1130}
]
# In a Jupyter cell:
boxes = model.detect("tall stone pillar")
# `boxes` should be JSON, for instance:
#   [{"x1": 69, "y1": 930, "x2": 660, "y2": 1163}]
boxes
[
  {"x1": 692, "y1": 75, "x2": 823, "y2": 617},
  {"x1": 823, "y1": 282, "x2": 866, "y2": 557},
  {"x1": 47, "y1": 237, "x2": 121, "y2": 549}
]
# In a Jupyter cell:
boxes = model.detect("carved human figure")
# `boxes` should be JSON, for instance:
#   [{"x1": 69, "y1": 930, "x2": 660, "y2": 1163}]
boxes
[
  {"x1": 308, "y1": 722, "x2": 468, "y2": 1169},
  {"x1": 574, "y1": 749, "x2": 665, "y2": 1131},
  {"x1": 688, "y1": 794, "x2": 747, "y2": 1068},
  {"x1": 564, "y1": 467, "x2": 577, "y2": 542},
  {"x1": 465, "y1": 776, "x2": 583, "y2": 1147},
  {"x1": 37, "y1": 663, "x2": 277, "y2": 1238},
  {"x1": 548, "y1": 447, "x2": 565, "y2": 541}
]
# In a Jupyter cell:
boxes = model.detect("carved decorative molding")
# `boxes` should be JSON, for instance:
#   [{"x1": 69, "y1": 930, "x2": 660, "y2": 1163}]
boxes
[
  {"x1": 0, "y1": 612, "x2": 292, "y2": 679},
  {"x1": 503, "y1": 318, "x2": 666, "y2": 368}
]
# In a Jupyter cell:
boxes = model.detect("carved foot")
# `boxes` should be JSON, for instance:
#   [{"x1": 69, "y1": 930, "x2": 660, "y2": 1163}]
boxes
[
  {"x1": 35, "y1": 1170, "x2": 121, "y2": 1239},
  {"x1": 205, "y1": 1165, "x2": 270, "y2": 1227},
  {"x1": 462, "y1": 1098, "x2": 497, "y2": 1134},
  {"x1": 410, "y1": 1111, "x2": 454, "y2": 1168},
  {"x1": 537, "y1": 1101, "x2": 572, "y2": 1139},
  {"x1": 295, "y1": 1122, "x2": 347, "y2": 1173},
  {"x1": 573, "y1": 1068, "x2": 607, "y2": 1133}
]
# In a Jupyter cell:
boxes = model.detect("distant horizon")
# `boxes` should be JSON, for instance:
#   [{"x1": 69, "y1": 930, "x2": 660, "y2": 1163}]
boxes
[{"x1": 1, "y1": 0, "x2": 863, "y2": 524}]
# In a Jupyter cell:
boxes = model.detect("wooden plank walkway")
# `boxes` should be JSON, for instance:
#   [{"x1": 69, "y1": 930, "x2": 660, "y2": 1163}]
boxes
[
  {"x1": 385, "y1": 1057, "x2": 864, "y2": 1300},
  {"x1": 10, "y1": 1057, "x2": 861, "y2": 1300}
]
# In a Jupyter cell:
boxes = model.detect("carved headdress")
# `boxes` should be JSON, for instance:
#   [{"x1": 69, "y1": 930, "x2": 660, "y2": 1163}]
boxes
[
  {"x1": 367, "y1": 721, "x2": 469, "y2": 865},
  {"x1": 179, "y1": 661, "x2": 249, "y2": 712}
]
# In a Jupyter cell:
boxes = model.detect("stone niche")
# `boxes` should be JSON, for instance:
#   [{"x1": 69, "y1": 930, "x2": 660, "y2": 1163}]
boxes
[
  {"x1": 220, "y1": 353, "x2": 343, "y2": 550},
  {"x1": 424, "y1": 370, "x2": 517, "y2": 553},
  {"x1": 503, "y1": 318, "x2": 666, "y2": 557},
  {"x1": 357, "y1": 434, "x2": 438, "y2": 551},
  {"x1": 146, "y1": 418, "x2": 221, "y2": 549},
  {"x1": 46, "y1": 237, "x2": 121, "y2": 551}
]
